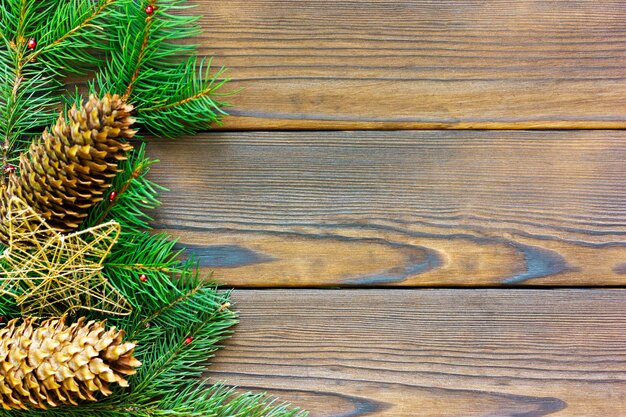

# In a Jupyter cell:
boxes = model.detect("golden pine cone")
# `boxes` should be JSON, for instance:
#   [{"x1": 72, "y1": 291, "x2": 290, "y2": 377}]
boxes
[
  {"x1": 0, "y1": 316, "x2": 141, "y2": 410},
  {"x1": 0, "y1": 93, "x2": 135, "y2": 243}
]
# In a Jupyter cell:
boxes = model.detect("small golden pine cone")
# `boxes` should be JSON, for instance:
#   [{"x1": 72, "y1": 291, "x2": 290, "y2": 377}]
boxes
[
  {"x1": 0, "y1": 316, "x2": 141, "y2": 410},
  {"x1": 0, "y1": 93, "x2": 135, "y2": 243}
]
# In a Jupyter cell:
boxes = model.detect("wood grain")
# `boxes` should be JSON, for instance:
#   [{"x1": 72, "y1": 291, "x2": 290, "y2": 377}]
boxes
[
  {"x1": 148, "y1": 130, "x2": 626, "y2": 287},
  {"x1": 207, "y1": 289, "x2": 626, "y2": 417},
  {"x1": 196, "y1": 0, "x2": 626, "y2": 130}
]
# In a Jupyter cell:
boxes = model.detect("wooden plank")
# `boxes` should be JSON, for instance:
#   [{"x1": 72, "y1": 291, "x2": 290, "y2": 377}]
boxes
[
  {"x1": 197, "y1": 0, "x2": 626, "y2": 130},
  {"x1": 148, "y1": 130, "x2": 626, "y2": 287},
  {"x1": 207, "y1": 289, "x2": 626, "y2": 417}
]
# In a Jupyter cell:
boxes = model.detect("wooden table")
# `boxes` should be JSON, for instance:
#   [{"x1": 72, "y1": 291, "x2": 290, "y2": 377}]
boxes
[{"x1": 150, "y1": 1, "x2": 626, "y2": 415}]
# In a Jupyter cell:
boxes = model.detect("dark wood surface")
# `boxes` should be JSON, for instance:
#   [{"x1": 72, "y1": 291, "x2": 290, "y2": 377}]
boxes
[
  {"x1": 149, "y1": 131, "x2": 626, "y2": 287},
  {"x1": 199, "y1": 0, "x2": 626, "y2": 130},
  {"x1": 208, "y1": 290, "x2": 626, "y2": 417},
  {"x1": 151, "y1": 1, "x2": 626, "y2": 415}
]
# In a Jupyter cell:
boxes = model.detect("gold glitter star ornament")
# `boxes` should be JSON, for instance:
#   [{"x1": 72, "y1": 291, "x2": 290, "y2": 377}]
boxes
[{"x1": 0, "y1": 197, "x2": 132, "y2": 318}]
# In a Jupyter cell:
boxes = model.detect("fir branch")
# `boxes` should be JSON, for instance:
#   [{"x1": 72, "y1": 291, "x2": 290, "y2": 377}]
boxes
[
  {"x1": 147, "y1": 382, "x2": 308, "y2": 417},
  {"x1": 121, "y1": 7, "x2": 155, "y2": 101},
  {"x1": 129, "y1": 286, "x2": 236, "y2": 396},
  {"x1": 141, "y1": 84, "x2": 218, "y2": 113},
  {"x1": 0, "y1": 69, "x2": 58, "y2": 164},
  {"x1": 94, "y1": 0, "x2": 198, "y2": 99},
  {"x1": 136, "y1": 57, "x2": 230, "y2": 137},
  {"x1": 129, "y1": 283, "x2": 203, "y2": 336},
  {"x1": 104, "y1": 232, "x2": 186, "y2": 308},
  {"x1": 93, "y1": 0, "x2": 228, "y2": 137},
  {"x1": 27, "y1": 0, "x2": 116, "y2": 74},
  {"x1": 84, "y1": 143, "x2": 165, "y2": 234},
  {"x1": 1, "y1": 0, "x2": 29, "y2": 169}
]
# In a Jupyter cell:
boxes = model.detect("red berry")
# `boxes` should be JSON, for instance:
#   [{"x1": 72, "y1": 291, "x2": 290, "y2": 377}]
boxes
[
  {"x1": 184, "y1": 336, "x2": 193, "y2": 345},
  {"x1": 139, "y1": 274, "x2": 148, "y2": 282},
  {"x1": 109, "y1": 190, "x2": 118, "y2": 201},
  {"x1": 27, "y1": 38, "x2": 36, "y2": 50},
  {"x1": 3, "y1": 164, "x2": 16, "y2": 174},
  {"x1": 145, "y1": 5, "x2": 155, "y2": 15}
]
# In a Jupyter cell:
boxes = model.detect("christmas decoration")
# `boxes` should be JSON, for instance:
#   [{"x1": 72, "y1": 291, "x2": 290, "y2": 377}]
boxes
[
  {"x1": 0, "y1": 94, "x2": 135, "y2": 240},
  {"x1": 0, "y1": 0, "x2": 306, "y2": 416},
  {"x1": 0, "y1": 316, "x2": 140, "y2": 410},
  {"x1": 0, "y1": 197, "x2": 131, "y2": 318}
]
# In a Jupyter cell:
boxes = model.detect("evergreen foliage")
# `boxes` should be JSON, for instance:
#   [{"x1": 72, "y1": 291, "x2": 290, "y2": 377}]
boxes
[{"x1": 0, "y1": 0, "x2": 305, "y2": 415}]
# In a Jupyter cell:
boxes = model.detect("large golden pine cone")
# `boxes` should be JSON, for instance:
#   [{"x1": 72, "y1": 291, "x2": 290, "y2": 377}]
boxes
[
  {"x1": 0, "y1": 93, "x2": 135, "y2": 243},
  {"x1": 0, "y1": 316, "x2": 141, "y2": 410}
]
